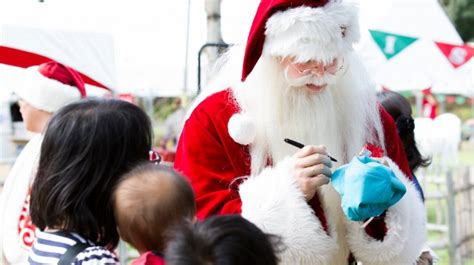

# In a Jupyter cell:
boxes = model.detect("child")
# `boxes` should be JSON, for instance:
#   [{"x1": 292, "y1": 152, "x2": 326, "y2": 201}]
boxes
[
  {"x1": 377, "y1": 90, "x2": 431, "y2": 200},
  {"x1": 0, "y1": 61, "x2": 86, "y2": 264},
  {"x1": 113, "y1": 163, "x2": 196, "y2": 265},
  {"x1": 164, "y1": 215, "x2": 281, "y2": 265},
  {"x1": 377, "y1": 90, "x2": 435, "y2": 264},
  {"x1": 28, "y1": 98, "x2": 153, "y2": 264}
]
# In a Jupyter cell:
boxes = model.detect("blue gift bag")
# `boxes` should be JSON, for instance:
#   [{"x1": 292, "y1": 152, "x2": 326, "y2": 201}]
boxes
[{"x1": 331, "y1": 156, "x2": 406, "y2": 221}]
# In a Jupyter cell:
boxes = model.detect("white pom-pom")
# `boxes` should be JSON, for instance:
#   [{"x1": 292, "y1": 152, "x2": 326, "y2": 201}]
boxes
[{"x1": 228, "y1": 113, "x2": 256, "y2": 145}]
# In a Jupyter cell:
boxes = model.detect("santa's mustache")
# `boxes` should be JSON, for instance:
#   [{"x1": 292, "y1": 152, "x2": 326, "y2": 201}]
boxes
[{"x1": 283, "y1": 68, "x2": 337, "y2": 88}]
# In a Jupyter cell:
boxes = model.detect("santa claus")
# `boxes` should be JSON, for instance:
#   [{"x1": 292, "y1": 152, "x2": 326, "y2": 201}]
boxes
[{"x1": 174, "y1": 0, "x2": 426, "y2": 264}]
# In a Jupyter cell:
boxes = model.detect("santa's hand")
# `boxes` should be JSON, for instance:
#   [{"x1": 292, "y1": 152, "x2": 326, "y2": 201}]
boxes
[{"x1": 292, "y1": 145, "x2": 333, "y2": 201}]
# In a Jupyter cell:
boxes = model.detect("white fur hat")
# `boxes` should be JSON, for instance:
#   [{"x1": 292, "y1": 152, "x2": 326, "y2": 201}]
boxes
[
  {"x1": 242, "y1": 0, "x2": 360, "y2": 81},
  {"x1": 14, "y1": 62, "x2": 86, "y2": 113}
]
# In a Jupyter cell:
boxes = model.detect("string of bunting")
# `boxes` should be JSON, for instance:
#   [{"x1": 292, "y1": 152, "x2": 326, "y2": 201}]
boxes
[
  {"x1": 395, "y1": 90, "x2": 473, "y2": 105},
  {"x1": 369, "y1": 29, "x2": 474, "y2": 68}
]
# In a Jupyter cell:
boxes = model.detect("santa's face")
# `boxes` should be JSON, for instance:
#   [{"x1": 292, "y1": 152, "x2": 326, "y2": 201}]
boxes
[
  {"x1": 232, "y1": 54, "x2": 383, "y2": 174},
  {"x1": 279, "y1": 57, "x2": 343, "y2": 93}
]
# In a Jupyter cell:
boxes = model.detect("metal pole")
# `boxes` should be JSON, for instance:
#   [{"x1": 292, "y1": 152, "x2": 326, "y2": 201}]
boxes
[
  {"x1": 197, "y1": 42, "x2": 230, "y2": 94},
  {"x1": 183, "y1": 0, "x2": 191, "y2": 95},
  {"x1": 415, "y1": 90, "x2": 423, "y2": 117},
  {"x1": 446, "y1": 170, "x2": 461, "y2": 264}
]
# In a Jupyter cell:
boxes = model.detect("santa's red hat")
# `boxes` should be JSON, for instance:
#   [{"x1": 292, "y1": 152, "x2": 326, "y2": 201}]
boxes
[
  {"x1": 14, "y1": 61, "x2": 86, "y2": 113},
  {"x1": 242, "y1": 0, "x2": 360, "y2": 81}
]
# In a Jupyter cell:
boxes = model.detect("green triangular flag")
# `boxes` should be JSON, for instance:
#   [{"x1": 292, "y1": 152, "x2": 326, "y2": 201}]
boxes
[
  {"x1": 370, "y1": 30, "x2": 418, "y2": 60},
  {"x1": 455, "y1": 96, "x2": 466, "y2": 105},
  {"x1": 400, "y1": 90, "x2": 413, "y2": 97}
]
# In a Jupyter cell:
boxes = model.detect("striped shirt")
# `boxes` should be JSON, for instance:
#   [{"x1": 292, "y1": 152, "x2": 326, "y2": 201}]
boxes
[{"x1": 28, "y1": 230, "x2": 119, "y2": 265}]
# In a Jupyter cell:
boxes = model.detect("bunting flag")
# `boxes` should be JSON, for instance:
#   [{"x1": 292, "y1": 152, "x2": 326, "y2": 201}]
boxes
[
  {"x1": 369, "y1": 30, "x2": 418, "y2": 60},
  {"x1": 435, "y1": 42, "x2": 474, "y2": 68},
  {"x1": 436, "y1": 95, "x2": 446, "y2": 103},
  {"x1": 399, "y1": 90, "x2": 414, "y2": 97},
  {"x1": 446, "y1": 96, "x2": 456, "y2": 104},
  {"x1": 455, "y1": 96, "x2": 466, "y2": 105}
]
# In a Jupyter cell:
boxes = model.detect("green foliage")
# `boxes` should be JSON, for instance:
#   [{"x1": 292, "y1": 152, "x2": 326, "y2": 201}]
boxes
[
  {"x1": 453, "y1": 0, "x2": 474, "y2": 42},
  {"x1": 153, "y1": 97, "x2": 178, "y2": 122},
  {"x1": 441, "y1": 0, "x2": 474, "y2": 42}
]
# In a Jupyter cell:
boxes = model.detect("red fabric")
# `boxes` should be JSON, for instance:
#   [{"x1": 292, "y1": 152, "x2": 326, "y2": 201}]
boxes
[
  {"x1": 422, "y1": 98, "x2": 438, "y2": 119},
  {"x1": 378, "y1": 107, "x2": 412, "y2": 179},
  {"x1": 242, "y1": 0, "x2": 328, "y2": 81},
  {"x1": 17, "y1": 189, "x2": 36, "y2": 248},
  {"x1": 132, "y1": 251, "x2": 165, "y2": 265},
  {"x1": 38, "y1": 61, "x2": 87, "y2": 97},
  {"x1": 174, "y1": 89, "x2": 413, "y2": 240},
  {"x1": 0, "y1": 46, "x2": 109, "y2": 89},
  {"x1": 174, "y1": 89, "x2": 249, "y2": 219},
  {"x1": 435, "y1": 42, "x2": 474, "y2": 69},
  {"x1": 364, "y1": 144, "x2": 384, "y2": 158}
]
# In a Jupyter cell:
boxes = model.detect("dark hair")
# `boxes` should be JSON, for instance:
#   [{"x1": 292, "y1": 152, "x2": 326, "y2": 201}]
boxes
[
  {"x1": 377, "y1": 91, "x2": 431, "y2": 172},
  {"x1": 113, "y1": 163, "x2": 196, "y2": 253},
  {"x1": 30, "y1": 99, "x2": 152, "y2": 248},
  {"x1": 165, "y1": 215, "x2": 282, "y2": 265}
]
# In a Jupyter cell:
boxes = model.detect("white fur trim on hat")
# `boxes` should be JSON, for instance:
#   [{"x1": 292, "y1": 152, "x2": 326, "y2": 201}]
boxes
[
  {"x1": 264, "y1": 1, "x2": 360, "y2": 63},
  {"x1": 228, "y1": 113, "x2": 256, "y2": 145},
  {"x1": 14, "y1": 66, "x2": 81, "y2": 113}
]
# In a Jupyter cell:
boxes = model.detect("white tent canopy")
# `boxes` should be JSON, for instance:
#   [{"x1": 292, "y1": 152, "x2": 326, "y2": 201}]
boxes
[
  {"x1": 356, "y1": 0, "x2": 473, "y2": 96},
  {"x1": 0, "y1": 0, "x2": 207, "y2": 97},
  {"x1": 0, "y1": 25, "x2": 116, "y2": 90}
]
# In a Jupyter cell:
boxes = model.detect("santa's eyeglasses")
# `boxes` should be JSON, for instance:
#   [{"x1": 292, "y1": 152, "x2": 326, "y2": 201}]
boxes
[
  {"x1": 285, "y1": 58, "x2": 343, "y2": 77},
  {"x1": 149, "y1": 150, "x2": 162, "y2": 164}
]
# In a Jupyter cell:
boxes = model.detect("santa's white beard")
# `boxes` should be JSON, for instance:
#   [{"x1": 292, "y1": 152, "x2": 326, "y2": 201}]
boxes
[{"x1": 232, "y1": 54, "x2": 384, "y2": 175}]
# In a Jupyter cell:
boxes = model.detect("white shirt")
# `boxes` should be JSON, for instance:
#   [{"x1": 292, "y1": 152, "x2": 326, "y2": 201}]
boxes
[{"x1": 0, "y1": 134, "x2": 43, "y2": 264}]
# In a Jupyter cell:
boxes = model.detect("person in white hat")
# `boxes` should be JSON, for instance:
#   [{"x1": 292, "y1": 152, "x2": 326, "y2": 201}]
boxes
[
  {"x1": 174, "y1": 0, "x2": 426, "y2": 264},
  {"x1": 0, "y1": 61, "x2": 85, "y2": 264}
]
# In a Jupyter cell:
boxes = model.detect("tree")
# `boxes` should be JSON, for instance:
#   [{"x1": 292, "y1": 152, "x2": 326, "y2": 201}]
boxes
[{"x1": 440, "y1": 0, "x2": 474, "y2": 42}]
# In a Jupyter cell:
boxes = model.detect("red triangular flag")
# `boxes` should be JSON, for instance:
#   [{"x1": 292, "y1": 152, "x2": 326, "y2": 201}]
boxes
[{"x1": 435, "y1": 42, "x2": 474, "y2": 68}]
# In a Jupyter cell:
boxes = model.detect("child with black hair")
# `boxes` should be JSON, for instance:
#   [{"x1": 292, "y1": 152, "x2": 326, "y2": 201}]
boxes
[
  {"x1": 377, "y1": 90, "x2": 435, "y2": 265},
  {"x1": 165, "y1": 215, "x2": 281, "y2": 265},
  {"x1": 28, "y1": 99, "x2": 153, "y2": 264},
  {"x1": 377, "y1": 90, "x2": 431, "y2": 201},
  {"x1": 113, "y1": 163, "x2": 196, "y2": 265}
]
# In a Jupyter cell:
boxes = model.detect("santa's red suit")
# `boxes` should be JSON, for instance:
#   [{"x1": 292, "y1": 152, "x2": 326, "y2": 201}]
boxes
[
  {"x1": 175, "y1": 1, "x2": 426, "y2": 264},
  {"x1": 175, "y1": 88, "x2": 425, "y2": 265}
]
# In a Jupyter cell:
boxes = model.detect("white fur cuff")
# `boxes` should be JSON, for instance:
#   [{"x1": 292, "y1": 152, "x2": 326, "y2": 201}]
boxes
[
  {"x1": 345, "y1": 157, "x2": 427, "y2": 265},
  {"x1": 239, "y1": 157, "x2": 338, "y2": 265}
]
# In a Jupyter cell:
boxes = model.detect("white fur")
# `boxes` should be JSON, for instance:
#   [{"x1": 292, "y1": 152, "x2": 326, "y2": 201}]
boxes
[
  {"x1": 232, "y1": 52, "x2": 384, "y2": 175},
  {"x1": 239, "y1": 157, "x2": 339, "y2": 265},
  {"x1": 228, "y1": 113, "x2": 256, "y2": 145},
  {"x1": 345, "y1": 157, "x2": 427, "y2": 265},
  {"x1": 264, "y1": 1, "x2": 360, "y2": 64},
  {"x1": 0, "y1": 134, "x2": 43, "y2": 264},
  {"x1": 14, "y1": 66, "x2": 81, "y2": 113}
]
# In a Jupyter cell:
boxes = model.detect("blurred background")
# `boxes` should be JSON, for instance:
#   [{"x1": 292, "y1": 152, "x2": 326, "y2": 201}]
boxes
[{"x1": 0, "y1": 0, "x2": 473, "y2": 264}]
